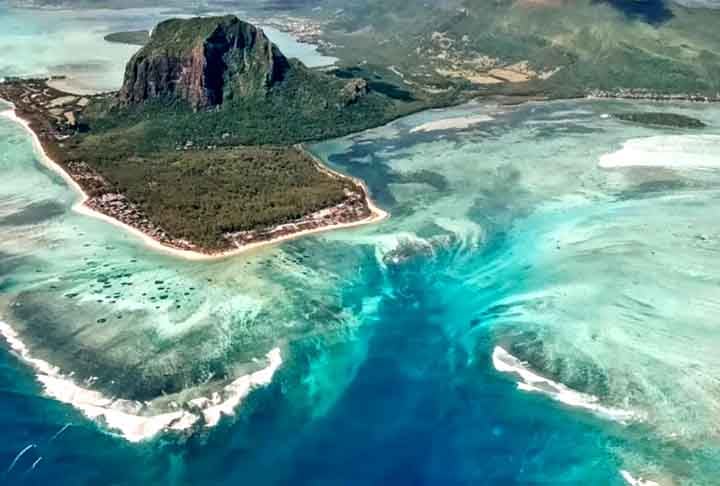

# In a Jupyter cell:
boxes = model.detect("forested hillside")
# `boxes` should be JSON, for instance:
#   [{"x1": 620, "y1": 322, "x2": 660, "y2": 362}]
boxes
[{"x1": 276, "y1": 0, "x2": 720, "y2": 97}]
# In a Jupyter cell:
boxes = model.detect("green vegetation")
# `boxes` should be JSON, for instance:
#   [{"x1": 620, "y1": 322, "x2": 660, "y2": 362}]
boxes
[
  {"x1": 77, "y1": 145, "x2": 352, "y2": 248},
  {"x1": 53, "y1": 15, "x2": 436, "y2": 250},
  {"x1": 145, "y1": 16, "x2": 241, "y2": 56},
  {"x1": 291, "y1": 0, "x2": 720, "y2": 97},
  {"x1": 613, "y1": 112, "x2": 707, "y2": 129},
  {"x1": 84, "y1": 66, "x2": 427, "y2": 149}
]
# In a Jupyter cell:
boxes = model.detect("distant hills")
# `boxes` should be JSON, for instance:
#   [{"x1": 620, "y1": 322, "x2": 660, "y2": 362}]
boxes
[
  {"x1": 20, "y1": 1, "x2": 720, "y2": 96},
  {"x1": 274, "y1": 0, "x2": 720, "y2": 98}
]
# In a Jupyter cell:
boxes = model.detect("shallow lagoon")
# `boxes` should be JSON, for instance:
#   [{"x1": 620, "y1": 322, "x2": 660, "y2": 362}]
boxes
[{"x1": 1, "y1": 6, "x2": 720, "y2": 486}]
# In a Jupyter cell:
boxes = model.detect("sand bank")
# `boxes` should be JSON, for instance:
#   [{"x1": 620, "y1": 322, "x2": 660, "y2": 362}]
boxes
[{"x1": 409, "y1": 114, "x2": 493, "y2": 133}]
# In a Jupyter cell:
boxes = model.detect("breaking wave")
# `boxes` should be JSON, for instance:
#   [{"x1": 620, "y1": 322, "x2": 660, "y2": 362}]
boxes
[
  {"x1": 492, "y1": 346, "x2": 641, "y2": 423},
  {"x1": 599, "y1": 135, "x2": 720, "y2": 169},
  {"x1": 620, "y1": 469, "x2": 661, "y2": 486},
  {"x1": 0, "y1": 320, "x2": 282, "y2": 442}
]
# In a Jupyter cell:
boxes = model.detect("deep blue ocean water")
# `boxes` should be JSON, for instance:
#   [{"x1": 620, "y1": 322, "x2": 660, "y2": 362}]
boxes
[{"x1": 0, "y1": 241, "x2": 630, "y2": 485}]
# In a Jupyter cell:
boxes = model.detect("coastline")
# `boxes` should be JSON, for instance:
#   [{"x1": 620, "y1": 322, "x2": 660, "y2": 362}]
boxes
[
  {"x1": 0, "y1": 105, "x2": 388, "y2": 262},
  {"x1": 2, "y1": 84, "x2": 711, "y2": 264}
]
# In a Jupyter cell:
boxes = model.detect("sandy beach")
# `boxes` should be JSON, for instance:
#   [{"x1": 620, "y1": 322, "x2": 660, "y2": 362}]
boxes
[{"x1": 0, "y1": 106, "x2": 389, "y2": 261}]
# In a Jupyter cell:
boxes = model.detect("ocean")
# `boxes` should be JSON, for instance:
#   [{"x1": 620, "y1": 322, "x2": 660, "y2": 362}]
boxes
[{"x1": 1, "y1": 4, "x2": 720, "y2": 485}]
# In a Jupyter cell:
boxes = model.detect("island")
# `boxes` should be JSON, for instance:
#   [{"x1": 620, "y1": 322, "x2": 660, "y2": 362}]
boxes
[
  {"x1": 612, "y1": 112, "x2": 707, "y2": 129},
  {"x1": 0, "y1": 16, "x2": 436, "y2": 257},
  {"x1": 104, "y1": 30, "x2": 150, "y2": 46}
]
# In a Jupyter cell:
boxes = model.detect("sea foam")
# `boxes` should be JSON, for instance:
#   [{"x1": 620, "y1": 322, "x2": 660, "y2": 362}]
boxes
[
  {"x1": 492, "y1": 346, "x2": 640, "y2": 423},
  {"x1": 189, "y1": 348, "x2": 283, "y2": 427},
  {"x1": 620, "y1": 469, "x2": 661, "y2": 486},
  {"x1": 599, "y1": 135, "x2": 720, "y2": 169},
  {"x1": 0, "y1": 320, "x2": 282, "y2": 442}
]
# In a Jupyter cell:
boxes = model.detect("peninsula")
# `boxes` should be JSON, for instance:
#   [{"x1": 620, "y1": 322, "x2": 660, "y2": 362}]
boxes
[{"x1": 0, "y1": 16, "x2": 427, "y2": 256}]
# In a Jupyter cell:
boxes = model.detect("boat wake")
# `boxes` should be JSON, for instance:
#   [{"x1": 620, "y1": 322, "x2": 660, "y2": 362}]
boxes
[
  {"x1": 492, "y1": 346, "x2": 641, "y2": 423},
  {"x1": 5, "y1": 444, "x2": 36, "y2": 474},
  {"x1": 0, "y1": 320, "x2": 282, "y2": 442}
]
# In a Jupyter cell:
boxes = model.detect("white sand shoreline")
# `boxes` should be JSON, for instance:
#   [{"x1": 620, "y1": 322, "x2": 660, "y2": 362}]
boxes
[{"x1": 0, "y1": 104, "x2": 389, "y2": 261}]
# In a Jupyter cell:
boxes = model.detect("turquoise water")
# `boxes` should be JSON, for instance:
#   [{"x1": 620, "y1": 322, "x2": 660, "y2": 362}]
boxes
[{"x1": 2, "y1": 6, "x2": 720, "y2": 485}]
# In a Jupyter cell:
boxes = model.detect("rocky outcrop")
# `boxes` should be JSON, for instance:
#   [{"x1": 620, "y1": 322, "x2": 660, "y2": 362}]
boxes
[
  {"x1": 340, "y1": 78, "x2": 369, "y2": 105},
  {"x1": 118, "y1": 16, "x2": 291, "y2": 110}
]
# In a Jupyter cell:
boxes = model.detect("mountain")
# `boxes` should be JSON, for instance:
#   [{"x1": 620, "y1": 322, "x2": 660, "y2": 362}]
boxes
[
  {"x1": 112, "y1": 15, "x2": 404, "y2": 121},
  {"x1": 118, "y1": 16, "x2": 291, "y2": 110},
  {"x1": 2, "y1": 15, "x2": 433, "y2": 252},
  {"x1": 90, "y1": 15, "x2": 428, "y2": 148}
]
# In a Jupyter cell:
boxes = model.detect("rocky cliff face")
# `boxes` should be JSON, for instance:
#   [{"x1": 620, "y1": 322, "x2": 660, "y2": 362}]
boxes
[{"x1": 118, "y1": 16, "x2": 291, "y2": 110}]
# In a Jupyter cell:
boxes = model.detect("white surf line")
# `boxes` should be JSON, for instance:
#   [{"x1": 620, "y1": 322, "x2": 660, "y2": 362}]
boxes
[
  {"x1": 0, "y1": 107, "x2": 389, "y2": 262},
  {"x1": 0, "y1": 320, "x2": 282, "y2": 443},
  {"x1": 6, "y1": 444, "x2": 36, "y2": 474},
  {"x1": 189, "y1": 348, "x2": 283, "y2": 427},
  {"x1": 620, "y1": 470, "x2": 661, "y2": 486},
  {"x1": 598, "y1": 134, "x2": 720, "y2": 169},
  {"x1": 492, "y1": 346, "x2": 641, "y2": 423}
]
